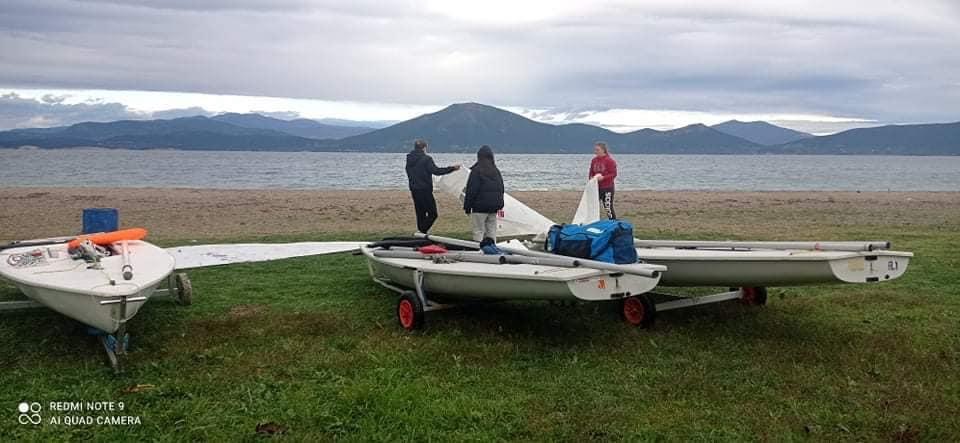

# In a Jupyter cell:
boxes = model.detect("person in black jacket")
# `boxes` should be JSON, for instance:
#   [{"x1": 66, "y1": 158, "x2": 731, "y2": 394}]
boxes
[
  {"x1": 463, "y1": 145, "x2": 505, "y2": 242},
  {"x1": 405, "y1": 139, "x2": 460, "y2": 233}
]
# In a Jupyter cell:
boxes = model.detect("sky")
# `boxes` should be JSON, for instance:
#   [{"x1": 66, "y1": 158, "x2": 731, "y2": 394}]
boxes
[{"x1": 1, "y1": 0, "x2": 958, "y2": 134}]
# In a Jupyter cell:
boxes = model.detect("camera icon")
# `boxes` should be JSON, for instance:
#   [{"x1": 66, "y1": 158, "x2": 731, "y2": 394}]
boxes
[{"x1": 18, "y1": 402, "x2": 42, "y2": 425}]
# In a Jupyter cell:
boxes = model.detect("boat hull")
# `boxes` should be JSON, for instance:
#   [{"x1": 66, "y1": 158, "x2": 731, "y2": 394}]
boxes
[
  {"x1": 363, "y1": 247, "x2": 660, "y2": 302},
  {"x1": 637, "y1": 248, "x2": 912, "y2": 287},
  {"x1": 0, "y1": 240, "x2": 175, "y2": 333},
  {"x1": 12, "y1": 281, "x2": 161, "y2": 333}
]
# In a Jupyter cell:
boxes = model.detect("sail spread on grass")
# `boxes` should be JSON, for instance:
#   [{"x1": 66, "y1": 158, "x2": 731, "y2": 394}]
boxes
[
  {"x1": 572, "y1": 177, "x2": 601, "y2": 225},
  {"x1": 167, "y1": 242, "x2": 364, "y2": 269},
  {"x1": 435, "y1": 168, "x2": 555, "y2": 237}
]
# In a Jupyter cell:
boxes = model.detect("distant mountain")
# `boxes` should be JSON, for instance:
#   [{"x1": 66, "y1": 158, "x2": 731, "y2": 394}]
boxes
[
  {"x1": 712, "y1": 120, "x2": 812, "y2": 145},
  {"x1": 1, "y1": 103, "x2": 956, "y2": 155},
  {"x1": 336, "y1": 103, "x2": 619, "y2": 153},
  {"x1": 314, "y1": 118, "x2": 397, "y2": 129},
  {"x1": 336, "y1": 102, "x2": 760, "y2": 153},
  {"x1": 621, "y1": 124, "x2": 761, "y2": 154},
  {"x1": 0, "y1": 116, "x2": 326, "y2": 150},
  {"x1": 774, "y1": 122, "x2": 960, "y2": 155},
  {"x1": 212, "y1": 113, "x2": 375, "y2": 139}
]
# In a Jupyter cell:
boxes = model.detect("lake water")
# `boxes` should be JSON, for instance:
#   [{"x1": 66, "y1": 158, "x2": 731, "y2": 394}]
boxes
[{"x1": 1, "y1": 149, "x2": 958, "y2": 191}]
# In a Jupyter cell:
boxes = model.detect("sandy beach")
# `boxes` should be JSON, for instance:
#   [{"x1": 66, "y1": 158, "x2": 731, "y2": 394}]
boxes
[{"x1": 1, "y1": 187, "x2": 957, "y2": 242}]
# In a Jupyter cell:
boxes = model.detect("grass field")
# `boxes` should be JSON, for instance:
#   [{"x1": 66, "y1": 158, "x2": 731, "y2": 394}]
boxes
[{"x1": 1, "y1": 191, "x2": 958, "y2": 441}]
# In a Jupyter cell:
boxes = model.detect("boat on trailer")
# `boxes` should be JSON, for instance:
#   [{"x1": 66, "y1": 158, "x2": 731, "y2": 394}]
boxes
[
  {"x1": 0, "y1": 229, "x2": 192, "y2": 372},
  {"x1": 635, "y1": 244, "x2": 912, "y2": 287},
  {"x1": 424, "y1": 170, "x2": 915, "y2": 327},
  {"x1": 361, "y1": 236, "x2": 666, "y2": 329}
]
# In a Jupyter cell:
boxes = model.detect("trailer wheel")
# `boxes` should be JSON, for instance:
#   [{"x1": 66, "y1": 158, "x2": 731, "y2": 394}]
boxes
[
  {"x1": 621, "y1": 294, "x2": 656, "y2": 328},
  {"x1": 175, "y1": 273, "x2": 193, "y2": 306},
  {"x1": 740, "y1": 286, "x2": 767, "y2": 306},
  {"x1": 397, "y1": 291, "x2": 424, "y2": 331}
]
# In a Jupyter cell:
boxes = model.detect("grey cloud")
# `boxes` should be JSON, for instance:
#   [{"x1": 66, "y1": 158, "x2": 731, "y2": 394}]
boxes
[
  {"x1": 0, "y1": 93, "x2": 210, "y2": 129},
  {"x1": 0, "y1": 92, "x2": 140, "y2": 128},
  {"x1": 0, "y1": 0, "x2": 957, "y2": 126}
]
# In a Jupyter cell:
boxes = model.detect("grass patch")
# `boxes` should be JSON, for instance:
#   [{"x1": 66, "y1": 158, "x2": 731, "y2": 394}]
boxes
[{"x1": 1, "y1": 225, "x2": 958, "y2": 441}]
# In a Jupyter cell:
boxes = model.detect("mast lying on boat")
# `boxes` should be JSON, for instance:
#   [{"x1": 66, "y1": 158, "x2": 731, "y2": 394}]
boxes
[
  {"x1": 414, "y1": 233, "x2": 665, "y2": 278},
  {"x1": 633, "y1": 239, "x2": 891, "y2": 252}
]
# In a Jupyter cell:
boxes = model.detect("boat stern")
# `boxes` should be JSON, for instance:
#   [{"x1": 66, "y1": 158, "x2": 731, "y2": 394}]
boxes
[
  {"x1": 829, "y1": 251, "x2": 913, "y2": 283},
  {"x1": 567, "y1": 270, "x2": 662, "y2": 302}
]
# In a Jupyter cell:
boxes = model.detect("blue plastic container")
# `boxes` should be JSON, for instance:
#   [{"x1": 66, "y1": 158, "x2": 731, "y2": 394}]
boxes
[{"x1": 82, "y1": 208, "x2": 119, "y2": 234}]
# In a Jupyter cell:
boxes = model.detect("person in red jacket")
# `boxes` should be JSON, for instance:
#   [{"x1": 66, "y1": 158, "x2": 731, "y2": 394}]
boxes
[{"x1": 589, "y1": 141, "x2": 618, "y2": 219}]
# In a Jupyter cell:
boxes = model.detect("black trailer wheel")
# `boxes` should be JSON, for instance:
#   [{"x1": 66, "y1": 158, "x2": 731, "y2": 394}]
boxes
[
  {"x1": 397, "y1": 291, "x2": 425, "y2": 331},
  {"x1": 175, "y1": 273, "x2": 193, "y2": 306},
  {"x1": 740, "y1": 286, "x2": 768, "y2": 306},
  {"x1": 621, "y1": 294, "x2": 656, "y2": 328}
]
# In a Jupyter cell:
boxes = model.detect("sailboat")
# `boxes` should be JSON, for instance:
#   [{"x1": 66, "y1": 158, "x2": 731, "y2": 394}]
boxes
[{"x1": 567, "y1": 173, "x2": 913, "y2": 288}]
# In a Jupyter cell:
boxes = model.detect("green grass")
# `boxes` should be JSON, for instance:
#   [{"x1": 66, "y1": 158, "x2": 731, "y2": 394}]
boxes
[{"x1": 1, "y1": 228, "x2": 958, "y2": 442}]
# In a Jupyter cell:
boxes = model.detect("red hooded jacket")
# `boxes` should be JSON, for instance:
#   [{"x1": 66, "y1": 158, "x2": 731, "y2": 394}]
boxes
[{"x1": 589, "y1": 155, "x2": 618, "y2": 190}]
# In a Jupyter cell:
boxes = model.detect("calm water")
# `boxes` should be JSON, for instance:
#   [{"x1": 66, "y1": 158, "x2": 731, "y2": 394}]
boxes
[{"x1": 1, "y1": 149, "x2": 958, "y2": 191}]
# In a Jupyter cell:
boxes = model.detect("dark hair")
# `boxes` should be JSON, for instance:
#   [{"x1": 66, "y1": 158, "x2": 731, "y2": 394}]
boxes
[
  {"x1": 471, "y1": 145, "x2": 501, "y2": 180},
  {"x1": 594, "y1": 141, "x2": 609, "y2": 154},
  {"x1": 414, "y1": 139, "x2": 427, "y2": 151}
]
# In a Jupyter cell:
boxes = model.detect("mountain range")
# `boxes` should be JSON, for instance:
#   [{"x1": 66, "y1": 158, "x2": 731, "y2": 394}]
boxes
[
  {"x1": 336, "y1": 103, "x2": 759, "y2": 153},
  {"x1": 211, "y1": 113, "x2": 375, "y2": 139},
  {"x1": 710, "y1": 120, "x2": 812, "y2": 145},
  {"x1": 0, "y1": 103, "x2": 957, "y2": 155}
]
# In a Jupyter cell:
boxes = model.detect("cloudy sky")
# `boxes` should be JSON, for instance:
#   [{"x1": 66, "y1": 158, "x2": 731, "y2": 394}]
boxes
[{"x1": 1, "y1": 0, "x2": 958, "y2": 133}]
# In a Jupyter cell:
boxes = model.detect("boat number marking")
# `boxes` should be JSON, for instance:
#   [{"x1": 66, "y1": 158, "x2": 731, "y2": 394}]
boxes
[
  {"x1": 887, "y1": 260, "x2": 898, "y2": 271},
  {"x1": 597, "y1": 279, "x2": 606, "y2": 289},
  {"x1": 7, "y1": 251, "x2": 47, "y2": 268}
]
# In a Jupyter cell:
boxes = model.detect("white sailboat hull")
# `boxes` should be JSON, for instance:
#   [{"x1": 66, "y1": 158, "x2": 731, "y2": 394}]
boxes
[
  {"x1": 637, "y1": 248, "x2": 913, "y2": 287},
  {"x1": 0, "y1": 240, "x2": 175, "y2": 333},
  {"x1": 13, "y1": 280, "x2": 161, "y2": 333},
  {"x1": 362, "y1": 246, "x2": 660, "y2": 302}
]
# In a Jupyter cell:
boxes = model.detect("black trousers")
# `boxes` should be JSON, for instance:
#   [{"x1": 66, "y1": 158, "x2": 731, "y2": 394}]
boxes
[
  {"x1": 411, "y1": 189, "x2": 439, "y2": 233},
  {"x1": 599, "y1": 188, "x2": 616, "y2": 220}
]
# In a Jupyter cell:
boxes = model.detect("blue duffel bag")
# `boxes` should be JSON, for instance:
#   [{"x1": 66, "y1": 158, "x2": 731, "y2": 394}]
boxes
[{"x1": 546, "y1": 220, "x2": 638, "y2": 264}]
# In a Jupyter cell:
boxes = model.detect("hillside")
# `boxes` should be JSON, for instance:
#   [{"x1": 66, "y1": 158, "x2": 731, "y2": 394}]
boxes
[
  {"x1": 335, "y1": 103, "x2": 759, "y2": 153},
  {"x1": 775, "y1": 122, "x2": 960, "y2": 155},
  {"x1": 336, "y1": 103, "x2": 618, "y2": 152},
  {"x1": 712, "y1": 120, "x2": 812, "y2": 145},
  {"x1": 621, "y1": 124, "x2": 761, "y2": 154},
  {"x1": 0, "y1": 103, "x2": 956, "y2": 154},
  {"x1": 212, "y1": 113, "x2": 374, "y2": 139},
  {"x1": 0, "y1": 116, "x2": 326, "y2": 150}
]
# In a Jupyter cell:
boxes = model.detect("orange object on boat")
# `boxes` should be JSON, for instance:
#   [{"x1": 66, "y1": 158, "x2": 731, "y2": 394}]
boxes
[{"x1": 67, "y1": 228, "x2": 148, "y2": 249}]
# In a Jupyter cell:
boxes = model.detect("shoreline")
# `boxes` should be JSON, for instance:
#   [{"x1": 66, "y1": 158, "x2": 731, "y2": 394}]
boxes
[
  {"x1": 2, "y1": 185, "x2": 959, "y2": 193},
  {"x1": 2, "y1": 187, "x2": 958, "y2": 242}
]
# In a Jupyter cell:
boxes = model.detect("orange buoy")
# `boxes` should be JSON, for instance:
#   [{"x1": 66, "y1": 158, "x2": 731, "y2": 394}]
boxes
[{"x1": 68, "y1": 228, "x2": 148, "y2": 249}]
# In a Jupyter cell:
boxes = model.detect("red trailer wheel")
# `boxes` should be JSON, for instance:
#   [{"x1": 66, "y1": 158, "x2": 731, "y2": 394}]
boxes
[
  {"x1": 621, "y1": 294, "x2": 656, "y2": 328},
  {"x1": 397, "y1": 291, "x2": 424, "y2": 330}
]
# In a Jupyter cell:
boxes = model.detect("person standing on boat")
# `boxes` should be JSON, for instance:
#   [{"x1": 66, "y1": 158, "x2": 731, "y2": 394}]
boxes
[
  {"x1": 406, "y1": 139, "x2": 461, "y2": 234},
  {"x1": 463, "y1": 145, "x2": 505, "y2": 243},
  {"x1": 590, "y1": 141, "x2": 618, "y2": 219}
]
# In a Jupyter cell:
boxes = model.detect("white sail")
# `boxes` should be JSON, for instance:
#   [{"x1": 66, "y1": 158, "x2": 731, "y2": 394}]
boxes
[
  {"x1": 167, "y1": 242, "x2": 364, "y2": 269},
  {"x1": 572, "y1": 177, "x2": 601, "y2": 225},
  {"x1": 435, "y1": 168, "x2": 555, "y2": 238}
]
